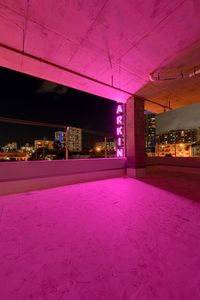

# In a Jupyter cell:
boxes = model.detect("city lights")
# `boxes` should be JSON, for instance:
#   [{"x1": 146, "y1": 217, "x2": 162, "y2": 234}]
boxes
[{"x1": 96, "y1": 146, "x2": 101, "y2": 152}]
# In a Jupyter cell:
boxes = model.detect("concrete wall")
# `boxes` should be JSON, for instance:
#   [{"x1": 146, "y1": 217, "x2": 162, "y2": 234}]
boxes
[
  {"x1": 146, "y1": 157, "x2": 200, "y2": 175},
  {"x1": 0, "y1": 158, "x2": 126, "y2": 195}
]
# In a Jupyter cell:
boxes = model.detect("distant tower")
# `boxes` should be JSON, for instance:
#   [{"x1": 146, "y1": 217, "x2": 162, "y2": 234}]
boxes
[
  {"x1": 66, "y1": 127, "x2": 82, "y2": 152},
  {"x1": 54, "y1": 131, "x2": 67, "y2": 149},
  {"x1": 144, "y1": 113, "x2": 156, "y2": 155}
]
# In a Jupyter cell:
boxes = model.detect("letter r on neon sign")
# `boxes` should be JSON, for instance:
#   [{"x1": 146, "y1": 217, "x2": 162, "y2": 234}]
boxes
[{"x1": 116, "y1": 115, "x2": 122, "y2": 125}]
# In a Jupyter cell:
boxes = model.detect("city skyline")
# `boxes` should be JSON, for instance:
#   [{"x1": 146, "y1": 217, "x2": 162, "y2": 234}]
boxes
[{"x1": 0, "y1": 66, "x2": 117, "y2": 147}]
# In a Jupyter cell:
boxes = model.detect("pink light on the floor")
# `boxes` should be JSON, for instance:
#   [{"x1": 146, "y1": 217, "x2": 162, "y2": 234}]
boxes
[{"x1": 1, "y1": 175, "x2": 200, "y2": 299}]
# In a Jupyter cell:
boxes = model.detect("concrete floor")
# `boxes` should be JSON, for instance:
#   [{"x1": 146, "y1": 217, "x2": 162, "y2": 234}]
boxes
[{"x1": 0, "y1": 171, "x2": 200, "y2": 300}]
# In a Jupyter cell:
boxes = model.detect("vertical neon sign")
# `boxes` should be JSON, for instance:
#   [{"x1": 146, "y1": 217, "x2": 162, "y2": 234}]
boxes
[{"x1": 116, "y1": 103, "x2": 124, "y2": 157}]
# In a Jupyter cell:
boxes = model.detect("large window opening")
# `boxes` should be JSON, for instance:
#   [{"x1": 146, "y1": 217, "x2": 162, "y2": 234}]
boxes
[
  {"x1": 145, "y1": 103, "x2": 200, "y2": 158},
  {"x1": 0, "y1": 67, "x2": 119, "y2": 162}
]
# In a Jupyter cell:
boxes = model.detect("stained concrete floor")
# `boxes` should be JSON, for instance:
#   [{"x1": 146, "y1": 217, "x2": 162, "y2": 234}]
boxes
[{"x1": 0, "y1": 171, "x2": 200, "y2": 299}]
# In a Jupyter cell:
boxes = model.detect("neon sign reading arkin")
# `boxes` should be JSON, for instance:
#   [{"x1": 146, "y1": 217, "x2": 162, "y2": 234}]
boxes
[{"x1": 116, "y1": 103, "x2": 124, "y2": 157}]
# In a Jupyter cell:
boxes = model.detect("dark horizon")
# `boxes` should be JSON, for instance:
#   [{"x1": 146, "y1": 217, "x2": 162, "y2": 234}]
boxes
[{"x1": 0, "y1": 67, "x2": 117, "y2": 148}]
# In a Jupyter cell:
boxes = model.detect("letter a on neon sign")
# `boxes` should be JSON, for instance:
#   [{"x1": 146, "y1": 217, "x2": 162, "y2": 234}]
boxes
[{"x1": 116, "y1": 105, "x2": 123, "y2": 114}]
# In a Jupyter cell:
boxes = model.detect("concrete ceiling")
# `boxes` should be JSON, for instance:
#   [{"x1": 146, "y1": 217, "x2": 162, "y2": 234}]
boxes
[{"x1": 0, "y1": 0, "x2": 200, "y2": 112}]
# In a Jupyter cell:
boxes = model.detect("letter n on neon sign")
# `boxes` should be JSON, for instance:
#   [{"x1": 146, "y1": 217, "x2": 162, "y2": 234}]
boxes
[{"x1": 117, "y1": 148, "x2": 123, "y2": 157}]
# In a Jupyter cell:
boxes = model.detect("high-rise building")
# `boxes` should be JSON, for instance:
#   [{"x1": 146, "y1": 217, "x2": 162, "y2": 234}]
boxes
[
  {"x1": 54, "y1": 128, "x2": 82, "y2": 152},
  {"x1": 156, "y1": 128, "x2": 199, "y2": 145},
  {"x1": 55, "y1": 131, "x2": 67, "y2": 149},
  {"x1": 144, "y1": 113, "x2": 156, "y2": 155},
  {"x1": 66, "y1": 127, "x2": 82, "y2": 152}
]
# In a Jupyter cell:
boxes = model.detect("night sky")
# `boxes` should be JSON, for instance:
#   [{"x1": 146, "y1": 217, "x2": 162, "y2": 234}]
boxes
[{"x1": 0, "y1": 67, "x2": 117, "y2": 147}]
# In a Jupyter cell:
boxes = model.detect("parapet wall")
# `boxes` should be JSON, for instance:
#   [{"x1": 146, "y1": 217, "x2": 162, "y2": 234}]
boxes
[
  {"x1": 0, "y1": 158, "x2": 126, "y2": 195},
  {"x1": 146, "y1": 157, "x2": 200, "y2": 175}
]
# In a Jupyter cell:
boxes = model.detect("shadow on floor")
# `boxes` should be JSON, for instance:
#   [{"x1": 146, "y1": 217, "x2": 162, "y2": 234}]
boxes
[{"x1": 140, "y1": 169, "x2": 200, "y2": 202}]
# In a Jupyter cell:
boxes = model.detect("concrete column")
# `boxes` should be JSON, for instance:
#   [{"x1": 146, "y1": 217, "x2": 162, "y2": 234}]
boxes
[{"x1": 126, "y1": 96, "x2": 145, "y2": 177}]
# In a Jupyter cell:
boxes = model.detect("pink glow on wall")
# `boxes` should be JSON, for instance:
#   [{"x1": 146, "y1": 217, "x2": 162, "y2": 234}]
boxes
[{"x1": 116, "y1": 104, "x2": 125, "y2": 157}]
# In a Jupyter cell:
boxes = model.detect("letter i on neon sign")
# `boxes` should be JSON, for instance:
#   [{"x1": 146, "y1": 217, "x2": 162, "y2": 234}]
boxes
[{"x1": 118, "y1": 137, "x2": 122, "y2": 146}]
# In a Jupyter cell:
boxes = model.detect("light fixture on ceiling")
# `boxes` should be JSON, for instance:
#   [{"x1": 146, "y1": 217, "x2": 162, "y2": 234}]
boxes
[{"x1": 149, "y1": 66, "x2": 200, "y2": 82}]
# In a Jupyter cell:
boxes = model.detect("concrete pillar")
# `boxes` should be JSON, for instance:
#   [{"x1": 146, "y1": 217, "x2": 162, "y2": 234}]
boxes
[{"x1": 126, "y1": 96, "x2": 145, "y2": 177}]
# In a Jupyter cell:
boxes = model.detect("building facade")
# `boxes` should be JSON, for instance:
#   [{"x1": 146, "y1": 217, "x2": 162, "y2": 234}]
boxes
[
  {"x1": 144, "y1": 113, "x2": 156, "y2": 156},
  {"x1": 156, "y1": 128, "x2": 200, "y2": 157},
  {"x1": 55, "y1": 131, "x2": 67, "y2": 149},
  {"x1": 156, "y1": 129, "x2": 198, "y2": 145},
  {"x1": 66, "y1": 127, "x2": 82, "y2": 152},
  {"x1": 95, "y1": 141, "x2": 116, "y2": 152},
  {"x1": 34, "y1": 139, "x2": 54, "y2": 150},
  {"x1": 2, "y1": 142, "x2": 17, "y2": 152}
]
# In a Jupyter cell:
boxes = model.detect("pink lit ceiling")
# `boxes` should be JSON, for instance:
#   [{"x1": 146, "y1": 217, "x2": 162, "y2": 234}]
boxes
[{"x1": 1, "y1": 0, "x2": 200, "y2": 112}]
